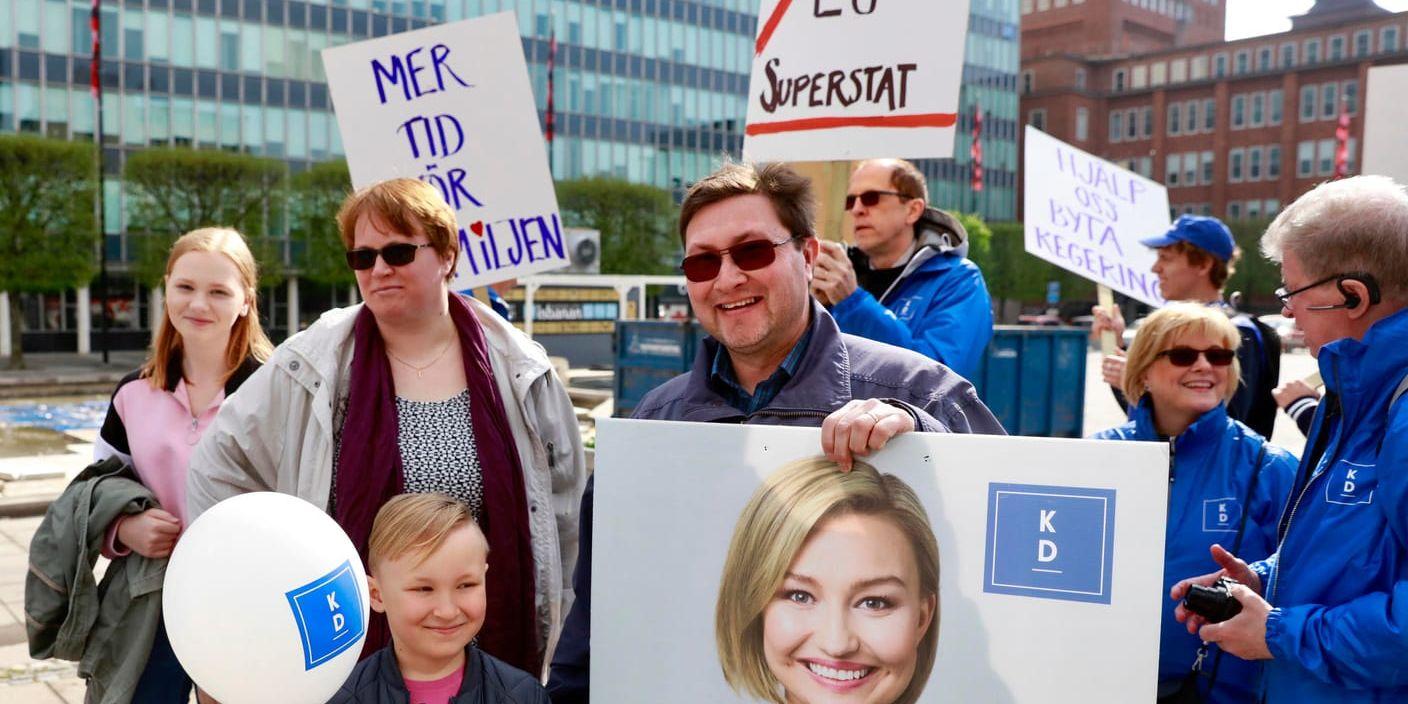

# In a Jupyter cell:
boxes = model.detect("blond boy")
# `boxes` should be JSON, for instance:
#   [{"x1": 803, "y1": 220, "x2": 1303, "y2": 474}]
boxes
[{"x1": 329, "y1": 494, "x2": 548, "y2": 704}]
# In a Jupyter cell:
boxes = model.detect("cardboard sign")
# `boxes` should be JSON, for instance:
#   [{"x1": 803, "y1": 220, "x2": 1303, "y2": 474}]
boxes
[
  {"x1": 742, "y1": 0, "x2": 970, "y2": 162},
  {"x1": 592, "y1": 420, "x2": 1169, "y2": 702},
  {"x1": 1363, "y1": 65, "x2": 1408, "y2": 185},
  {"x1": 1024, "y1": 126, "x2": 1169, "y2": 307},
  {"x1": 323, "y1": 13, "x2": 566, "y2": 289}
]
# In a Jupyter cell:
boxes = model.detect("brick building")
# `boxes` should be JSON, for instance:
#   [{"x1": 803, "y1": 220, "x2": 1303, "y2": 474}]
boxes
[{"x1": 1020, "y1": 0, "x2": 1407, "y2": 220}]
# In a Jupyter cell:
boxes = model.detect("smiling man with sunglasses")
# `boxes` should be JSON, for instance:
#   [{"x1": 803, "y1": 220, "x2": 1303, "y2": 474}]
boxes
[
  {"x1": 546, "y1": 161, "x2": 1004, "y2": 703},
  {"x1": 1170, "y1": 176, "x2": 1408, "y2": 704},
  {"x1": 808, "y1": 158, "x2": 994, "y2": 379}
]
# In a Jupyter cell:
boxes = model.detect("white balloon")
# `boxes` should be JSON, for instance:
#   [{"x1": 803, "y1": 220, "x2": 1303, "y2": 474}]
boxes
[{"x1": 163, "y1": 492, "x2": 369, "y2": 704}]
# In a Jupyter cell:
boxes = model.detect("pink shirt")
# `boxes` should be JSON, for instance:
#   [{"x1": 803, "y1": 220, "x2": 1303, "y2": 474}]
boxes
[
  {"x1": 405, "y1": 666, "x2": 465, "y2": 704},
  {"x1": 97, "y1": 374, "x2": 226, "y2": 555}
]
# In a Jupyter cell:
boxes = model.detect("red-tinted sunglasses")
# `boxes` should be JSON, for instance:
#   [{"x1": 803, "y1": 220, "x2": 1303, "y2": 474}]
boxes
[
  {"x1": 679, "y1": 236, "x2": 799, "y2": 283},
  {"x1": 1157, "y1": 347, "x2": 1236, "y2": 367}
]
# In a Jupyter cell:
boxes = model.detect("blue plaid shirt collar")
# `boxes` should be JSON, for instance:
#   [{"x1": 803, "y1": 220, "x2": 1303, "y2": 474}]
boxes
[{"x1": 709, "y1": 325, "x2": 815, "y2": 416}]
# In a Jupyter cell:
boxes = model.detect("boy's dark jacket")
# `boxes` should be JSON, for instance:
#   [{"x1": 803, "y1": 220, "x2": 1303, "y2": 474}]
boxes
[{"x1": 328, "y1": 643, "x2": 548, "y2": 704}]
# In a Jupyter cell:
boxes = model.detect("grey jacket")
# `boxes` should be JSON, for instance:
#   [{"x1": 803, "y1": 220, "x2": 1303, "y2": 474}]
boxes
[
  {"x1": 187, "y1": 296, "x2": 587, "y2": 663},
  {"x1": 634, "y1": 302, "x2": 1004, "y2": 434},
  {"x1": 25, "y1": 457, "x2": 167, "y2": 704}
]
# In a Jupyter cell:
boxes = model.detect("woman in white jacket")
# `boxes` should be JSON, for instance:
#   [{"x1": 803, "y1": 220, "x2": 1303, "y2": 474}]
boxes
[{"x1": 186, "y1": 178, "x2": 586, "y2": 677}]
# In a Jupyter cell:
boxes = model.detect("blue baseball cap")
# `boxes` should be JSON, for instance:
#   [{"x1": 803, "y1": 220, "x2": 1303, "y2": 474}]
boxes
[{"x1": 1139, "y1": 215, "x2": 1235, "y2": 262}]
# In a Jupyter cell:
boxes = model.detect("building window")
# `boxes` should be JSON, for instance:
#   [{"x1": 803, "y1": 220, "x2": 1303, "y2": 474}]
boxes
[
  {"x1": 1201, "y1": 151, "x2": 1215, "y2": 184},
  {"x1": 1228, "y1": 201, "x2": 1242, "y2": 219},
  {"x1": 1330, "y1": 35, "x2": 1345, "y2": 61},
  {"x1": 1172, "y1": 59, "x2": 1188, "y2": 83},
  {"x1": 1168, "y1": 103, "x2": 1182, "y2": 135},
  {"x1": 1270, "y1": 89, "x2": 1284, "y2": 125},
  {"x1": 1075, "y1": 68, "x2": 1087, "y2": 89},
  {"x1": 1322, "y1": 82, "x2": 1339, "y2": 120},
  {"x1": 1143, "y1": 106, "x2": 1154, "y2": 137},
  {"x1": 1348, "y1": 137, "x2": 1359, "y2": 173},
  {"x1": 1110, "y1": 110, "x2": 1124, "y2": 143},
  {"x1": 1268, "y1": 145, "x2": 1282, "y2": 179},
  {"x1": 1133, "y1": 65, "x2": 1148, "y2": 88},
  {"x1": 1265, "y1": 199, "x2": 1280, "y2": 216},
  {"x1": 1235, "y1": 49, "x2": 1250, "y2": 74},
  {"x1": 1022, "y1": 71, "x2": 1034, "y2": 95},
  {"x1": 1382, "y1": 27, "x2": 1400, "y2": 54},
  {"x1": 1029, "y1": 109, "x2": 1047, "y2": 131},
  {"x1": 1204, "y1": 98, "x2": 1216, "y2": 131},
  {"x1": 1257, "y1": 47, "x2": 1272, "y2": 72},
  {"x1": 1076, "y1": 107, "x2": 1089, "y2": 141},
  {"x1": 1166, "y1": 153, "x2": 1181, "y2": 186},
  {"x1": 1247, "y1": 199, "x2": 1262, "y2": 219},
  {"x1": 1251, "y1": 92, "x2": 1265, "y2": 127},
  {"x1": 1152, "y1": 62, "x2": 1167, "y2": 86},
  {"x1": 1354, "y1": 30, "x2": 1371, "y2": 58},
  {"x1": 1317, "y1": 138, "x2": 1336, "y2": 175},
  {"x1": 1344, "y1": 79, "x2": 1358, "y2": 115},
  {"x1": 1297, "y1": 141, "x2": 1315, "y2": 177},
  {"x1": 1185, "y1": 100, "x2": 1198, "y2": 133},
  {"x1": 1305, "y1": 38, "x2": 1321, "y2": 64},
  {"x1": 1300, "y1": 84, "x2": 1318, "y2": 122},
  {"x1": 1191, "y1": 56, "x2": 1209, "y2": 80},
  {"x1": 1114, "y1": 69, "x2": 1127, "y2": 92},
  {"x1": 1280, "y1": 42, "x2": 1297, "y2": 68},
  {"x1": 1214, "y1": 53, "x2": 1228, "y2": 78},
  {"x1": 1232, "y1": 94, "x2": 1246, "y2": 128},
  {"x1": 1229, "y1": 148, "x2": 1245, "y2": 182},
  {"x1": 1183, "y1": 151, "x2": 1197, "y2": 185},
  {"x1": 1248, "y1": 146, "x2": 1263, "y2": 181}
]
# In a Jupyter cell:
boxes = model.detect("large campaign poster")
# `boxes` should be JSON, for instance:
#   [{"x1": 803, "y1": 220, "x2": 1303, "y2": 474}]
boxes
[
  {"x1": 322, "y1": 13, "x2": 566, "y2": 290},
  {"x1": 592, "y1": 419, "x2": 1169, "y2": 702},
  {"x1": 742, "y1": 0, "x2": 970, "y2": 162},
  {"x1": 1024, "y1": 126, "x2": 1170, "y2": 307}
]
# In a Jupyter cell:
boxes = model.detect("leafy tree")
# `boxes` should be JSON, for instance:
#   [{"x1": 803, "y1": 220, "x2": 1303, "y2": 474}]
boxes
[
  {"x1": 289, "y1": 160, "x2": 354, "y2": 287},
  {"x1": 123, "y1": 147, "x2": 288, "y2": 287},
  {"x1": 954, "y1": 212, "x2": 992, "y2": 262},
  {"x1": 0, "y1": 135, "x2": 98, "y2": 368},
  {"x1": 970, "y1": 220, "x2": 1094, "y2": 315},
  {"x1": 555, "y1": 177, "x2": 677, "y2": 275},
  {"x1": 1225, "y1": 218, "x2": 1280, "y2": 311}
]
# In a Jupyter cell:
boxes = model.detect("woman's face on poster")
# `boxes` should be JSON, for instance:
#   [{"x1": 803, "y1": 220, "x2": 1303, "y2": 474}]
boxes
[{"x1": 762, "y1": 512, "x2": 936, "y2": 704}]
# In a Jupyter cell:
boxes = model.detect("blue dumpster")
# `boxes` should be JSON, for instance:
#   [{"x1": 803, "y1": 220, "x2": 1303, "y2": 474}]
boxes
[
  {"x1": 971, "y1": 326, "x2": 1088, "y2": 438},
  {"x1": 613, "y1": 321, "x2": 709, "y2": 417}
]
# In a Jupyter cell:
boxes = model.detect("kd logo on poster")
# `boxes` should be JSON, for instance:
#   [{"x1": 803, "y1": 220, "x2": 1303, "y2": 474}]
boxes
[
  {"x1": 1202, "y1": 497, "x2": 1241, "y2": 532},
  {"x1": 983, "y1": 483, "x2": 1117, "y2": 604},
  {"x1": 284, "y1": 560, "x2": 366, "y2": 670},
  {"x1": 1325, "y1": 459, "x2": 1375, "y2": 506}
]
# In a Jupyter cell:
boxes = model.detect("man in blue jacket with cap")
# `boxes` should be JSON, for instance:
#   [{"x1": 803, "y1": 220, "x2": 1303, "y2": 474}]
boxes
[
  {"x1": 810, "y1": 159, "x2": 993, "y2": 380},
  {"x1": 1093, "y1": 214, "x2": 1279, "y2": 437},
  {"x1": 1172, "y1": 175, "x2": 1408, "y2": 703}
]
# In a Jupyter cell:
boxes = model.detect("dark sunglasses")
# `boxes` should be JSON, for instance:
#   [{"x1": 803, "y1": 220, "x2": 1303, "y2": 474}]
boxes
[
  {"x1": 844, "y1": 190, "x2": 912, "y2": 210},
  {"x1": 1157, "y1": 347, "x2": 1236, "y2": 367},
  {"x1": 345, "y1": 242, "x2": 432, "y2": 270},
  {"x1": 679, "y1": 236, "x2": 799, "y2": 283}
]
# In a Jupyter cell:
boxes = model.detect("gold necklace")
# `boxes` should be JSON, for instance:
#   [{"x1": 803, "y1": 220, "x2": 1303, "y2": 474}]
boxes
[{"x1": 386, "y1": 339, "x2": 454, "y2": 378}]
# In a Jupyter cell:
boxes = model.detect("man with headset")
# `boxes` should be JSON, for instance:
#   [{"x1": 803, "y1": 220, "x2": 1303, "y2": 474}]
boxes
[{"x1": 1171, "y1": 175, "x2": 1408, "y2": 703}]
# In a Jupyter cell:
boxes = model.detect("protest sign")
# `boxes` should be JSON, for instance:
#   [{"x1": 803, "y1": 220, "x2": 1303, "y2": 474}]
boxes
[
  {"x1": 322, "y1": 13, "x2": 566, "y2": 290},
  {"x1": 592, "y1": 419, "x2": 1168, "y2": 702},
  {"x1": 1024, "y1": 126, "x2": 1169, "y2": 307},
  {"x1": 742, "y1": 0, "x2": 970, "y2": 162},
  {"x1": 1363, "y1": 64, "x2": 1408, "y2": 185}
]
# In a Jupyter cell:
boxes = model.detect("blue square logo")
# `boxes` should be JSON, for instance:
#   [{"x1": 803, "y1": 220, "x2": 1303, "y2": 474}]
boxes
[
  {"x1": 983, "y1": 483, "x2": 1117, "y2": 604},
  {"x1": 284, "y1": 560, "x2": 366, "y2": 670},
  {"x1": 1324, "y1": 460, "x2": 1375, "y2": 506},
  {"x1": 1202, "y1": 497, "x2": 1240, "y2": 533}
]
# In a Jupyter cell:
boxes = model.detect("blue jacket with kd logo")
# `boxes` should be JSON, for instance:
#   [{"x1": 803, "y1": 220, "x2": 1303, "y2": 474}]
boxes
[
  {"x1": 1092, "y1": 398, "x2": 1296, "y2": 704},
  {"x1": 830, "y1": 242, "x2": 993, "y2": 381},
  {"x1": 1254, "y1": 307, "x2": 1408, "y2": 703}
]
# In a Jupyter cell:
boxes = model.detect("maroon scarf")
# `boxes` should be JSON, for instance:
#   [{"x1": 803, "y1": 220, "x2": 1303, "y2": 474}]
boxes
[{"x1": 334, "y1": 293, "x2": 540, "y2": 673}]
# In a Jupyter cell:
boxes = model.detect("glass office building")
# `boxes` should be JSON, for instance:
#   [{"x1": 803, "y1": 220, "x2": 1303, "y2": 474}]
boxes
[{"x1": 0, "y1": 0, "x2": 1016, "y2": 350}]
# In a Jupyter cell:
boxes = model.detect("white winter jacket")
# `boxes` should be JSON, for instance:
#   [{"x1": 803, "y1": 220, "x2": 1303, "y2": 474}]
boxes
[{"x1": 187, "y1": 296, "x2": 586, "y2": 663}]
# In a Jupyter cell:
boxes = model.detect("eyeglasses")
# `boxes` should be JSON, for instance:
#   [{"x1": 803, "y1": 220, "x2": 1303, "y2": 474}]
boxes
[
  {"x1": 1274, "y1": 272, "x2": 1373, "y2": 307},
  {"x1": 679, "y1": 236, "x2": 799, "y2": 283},
  {"x1": 844, "y1": 190, "x2": 912, "y2": 210},
  {"x1": 1156, "y1": 347, "x2": 1236, "y2": 367},
  {"x1": 345, "y1": 243, "x2": 433, "y2": 270}
]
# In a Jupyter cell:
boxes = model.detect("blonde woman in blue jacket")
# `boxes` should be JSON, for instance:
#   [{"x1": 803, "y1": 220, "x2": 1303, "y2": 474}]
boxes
[{"x1": 1092, "y1": 303, "x2": 1296, "y2": 703}]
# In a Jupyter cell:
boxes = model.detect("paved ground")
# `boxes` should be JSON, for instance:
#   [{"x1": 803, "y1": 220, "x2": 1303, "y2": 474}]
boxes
[{"x1": 0, "y1": 348, "x2": 1322, "y2": 701}]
